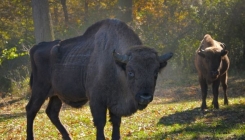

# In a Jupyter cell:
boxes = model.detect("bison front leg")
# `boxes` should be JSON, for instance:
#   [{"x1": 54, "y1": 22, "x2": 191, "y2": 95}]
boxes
[
  {"x1": 109, "y1": 111, "x2": 121, "y2": 140},
  {"x1": 90, "y1": 102, "x2": 107, "y2": 140},
  {"x1": 46, "y1": 96, "x2": 71, "y2": 140},
  {"x1": 199, "y1": 76, "x2": 208, "y2": 110},
  {"x1": 212, "y1": 79, "x2": 221, "y2": 109}
]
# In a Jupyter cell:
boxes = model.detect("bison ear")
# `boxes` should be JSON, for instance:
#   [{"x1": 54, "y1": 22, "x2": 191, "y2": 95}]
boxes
[
  {"x1": 159, "y1": 52, "x2": 173, "y2": 69},
  {"x1": 221, "y1": 50, "x2": 228, "y2": 56},
  {"x1": 198, "y1": 51, "x2": 205, "y2": 58}
]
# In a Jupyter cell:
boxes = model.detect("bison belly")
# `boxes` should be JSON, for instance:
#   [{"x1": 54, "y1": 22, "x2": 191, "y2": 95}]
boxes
[{"x1": 52, "y1": 66, "x2": 88, "y2": 108}]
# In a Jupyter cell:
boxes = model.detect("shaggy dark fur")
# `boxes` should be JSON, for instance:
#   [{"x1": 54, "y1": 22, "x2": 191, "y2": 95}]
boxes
[
  {"x1": 194, "y1": 34, "x2": 230, "y2": 111},
  {"x1": 26, "y1": 19, "x2": 173, "y2": 140}
]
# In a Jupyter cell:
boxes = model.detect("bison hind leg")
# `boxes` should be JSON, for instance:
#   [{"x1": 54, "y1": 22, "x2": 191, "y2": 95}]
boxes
[
  {"x1": 26, "y1": 94, "x2": 47, "y2": 140},
  {"x1": 201, "y1": 102, "x2": 208, "y2": 110},
  {"x1": 224, "y1": 97, "x2": 229, "y2": 105},
  {"x1": 211, "y1": 99, "x2": 219, "y2": 109},
  {"x1": 46, "y1": 96, "x2": 71, "y2": 140},
  {"x1": 221, "y1": 73, "x2": 228, "y2": 105}
]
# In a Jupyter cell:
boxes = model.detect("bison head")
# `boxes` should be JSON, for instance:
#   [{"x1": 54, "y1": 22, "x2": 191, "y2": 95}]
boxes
[
  {"x1": 198, "y1": 47, "x2": 228, "y2": 82},
  {"x1": 113, "y1": 46, "x2": 173, "y2": 110}
]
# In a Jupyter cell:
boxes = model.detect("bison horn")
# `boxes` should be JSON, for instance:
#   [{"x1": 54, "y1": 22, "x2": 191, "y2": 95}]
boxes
[
  {"x1": 220, "y1": 43, "x2": 226, "y2": 49},
  {"x1": 197, "y1": 49, "x2": 206, "y2": 58},
  {"x1": 113, "y1": 50, "x2": 130, "y2": 63},
  {"x1": 159, "y1": 52, "x2": 173, "y2": 62}
]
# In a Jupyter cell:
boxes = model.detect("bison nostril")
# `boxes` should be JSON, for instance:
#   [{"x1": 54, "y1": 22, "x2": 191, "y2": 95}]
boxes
[
  {"x1": 137, "y1": 93, "x2": 153, "y2": 105},
  {"x1": 140, "y1": 95, "x2": 152, "y2": 100}
]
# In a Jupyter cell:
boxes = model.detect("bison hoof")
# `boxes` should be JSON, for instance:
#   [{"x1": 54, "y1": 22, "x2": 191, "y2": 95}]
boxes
[
  {"x1": 201, "y1": 103, "x2": 207, "y2": 110},
  {"x1": 213, "y1": 104, "x2": 219, "y2": 109},
  {"x1": 224, "y1": 100, "x2": 228, "y2": 105}
]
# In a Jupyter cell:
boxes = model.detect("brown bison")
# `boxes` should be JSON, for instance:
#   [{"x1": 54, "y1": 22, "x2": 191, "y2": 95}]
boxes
[
  {"x1": 26, "y1": 19, "x2": 173, "y2": 140},
  {"x1": 195, "y1": 34, "x2": 230, "y2": 111}
]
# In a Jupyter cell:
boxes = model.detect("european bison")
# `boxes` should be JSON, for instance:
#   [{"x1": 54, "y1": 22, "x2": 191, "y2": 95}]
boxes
[
  {"x1": 26, "y1": 19, "x2": 173, "y2": 140},
  {"x1": 195, "y1": 34, "x2": 230, "y2": 111}
]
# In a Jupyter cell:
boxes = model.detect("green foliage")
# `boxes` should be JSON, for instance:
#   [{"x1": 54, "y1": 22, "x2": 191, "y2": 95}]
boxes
[
  {"x1": 0, "y1": 47, "x2": 28, "y2": 65},
  {"x1": 0, "y1": 0, "x2": 34, "y2": 50},
  {"x1": 49, "y1": 0, "x2": 118, "y2": 39},
  {"x1": 132, "y1": 0, "x2": 245, "y2": 71},
  {"x1": 0, "y1": 0, "x2": 33, "y2": 95}
]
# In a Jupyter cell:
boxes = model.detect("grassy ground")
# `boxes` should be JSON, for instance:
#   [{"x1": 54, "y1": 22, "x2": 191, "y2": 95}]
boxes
[{"x1": 0, "y1": 72, "x2": 244, "y2": 140}]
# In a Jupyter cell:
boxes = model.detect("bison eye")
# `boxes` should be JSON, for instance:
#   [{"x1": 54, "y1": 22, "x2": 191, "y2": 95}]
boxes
[{"x1": 128, "y1": 71, "x2": 135, "y2": 77}]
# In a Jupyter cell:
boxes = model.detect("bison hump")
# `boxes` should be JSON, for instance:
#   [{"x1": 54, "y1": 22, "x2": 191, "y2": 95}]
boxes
[{"x1": 203, "y1": 34, "x2": 215, "y2": 47}]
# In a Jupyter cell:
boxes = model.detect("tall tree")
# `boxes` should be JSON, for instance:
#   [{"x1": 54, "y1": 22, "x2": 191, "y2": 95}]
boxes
[
  {"x1": 60, "y1": 0, "x2": 69, "y2": 25},
  {"x1": 32, "y1": 0, "x2": 54, "y2": 43},
  {"x1": 116, "y1": 0, "x2": 132, "y2": 22}
]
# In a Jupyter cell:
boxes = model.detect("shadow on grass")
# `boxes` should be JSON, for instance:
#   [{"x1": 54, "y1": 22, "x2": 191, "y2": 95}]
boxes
[
  {"x1": 0, "y1": 97, "x2": 25, "y2": 107},
  {"x1": 141, "y1": 103, "x2": 245, "y2": 139},
  {"x1": 155, "y1": 73, "x2": 245, "y2": 105},
  {"x1": 0, "y1": 112, "x2": 26, "y2": 122},
  {"x1": 0, "y1": 110, "x2": 46, "y2": 123},
  {"x1": 0, "y1": 97, "x2": 27, "y2": 122},
  {"x1": 0, "y1": 97, "x2": 47, "y2": 122},
  {"x1": 158, "y1": 107, "x2": 201, "y2": 126}
]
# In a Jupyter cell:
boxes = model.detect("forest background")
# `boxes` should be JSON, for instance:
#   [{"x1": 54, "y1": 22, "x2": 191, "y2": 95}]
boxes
[{"x1": 0, "y1": 0, "x2": 244, "y2": 97}]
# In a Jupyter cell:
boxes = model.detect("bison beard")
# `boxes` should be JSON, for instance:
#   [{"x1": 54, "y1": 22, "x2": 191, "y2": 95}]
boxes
[
  {"x1": 26, "y1": 19, "x2": 173, "y2": 140},
  {"x1": 195, "y1": 34, "x2": 230, "y2": 111}
]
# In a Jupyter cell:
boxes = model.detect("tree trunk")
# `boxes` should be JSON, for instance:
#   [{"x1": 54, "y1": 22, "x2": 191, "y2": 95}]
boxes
[
  {"x1": 32, "y1": 0, "x2": 54, "y2": 43},
  {"x1": 116, "y1": 0, "x2": 132, "y2": 23},
  {"x1": 53, "y1": 4, "x2": 58, "y2": 24},
  {"x1": 60, "y1": 0, "x2": 69, "y2": 25}
]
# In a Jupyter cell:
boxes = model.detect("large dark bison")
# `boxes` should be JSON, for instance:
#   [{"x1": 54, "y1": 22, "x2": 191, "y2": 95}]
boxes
[
  {"x1": 195, "y1": 34, "x2": 230, "y2": 111},
  {"x1": 26, "y1": 19, "x2": 173, "y2": 140}
]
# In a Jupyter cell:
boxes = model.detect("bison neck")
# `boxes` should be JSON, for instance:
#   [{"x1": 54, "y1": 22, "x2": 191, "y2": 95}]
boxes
[
  {"x1": 86, "y1": 63, "x2": 138, "y2": 116},
  {"x1": 108, "y1": 71, "x2": 138, "y2": 117}
]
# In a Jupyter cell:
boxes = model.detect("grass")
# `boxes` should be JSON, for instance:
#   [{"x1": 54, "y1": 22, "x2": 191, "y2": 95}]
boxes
[{"x1": 0, "y1": 73, "x2": 245, "y2": 140}]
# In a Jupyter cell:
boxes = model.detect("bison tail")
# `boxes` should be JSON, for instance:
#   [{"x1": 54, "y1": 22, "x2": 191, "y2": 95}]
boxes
[{"x1": 29, "y1": 72, "x2": 33, "y2": 89}]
